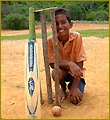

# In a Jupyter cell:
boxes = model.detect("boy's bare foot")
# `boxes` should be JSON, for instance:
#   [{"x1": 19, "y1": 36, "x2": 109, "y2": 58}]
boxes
[{"x1": 60, "y1": 87, "x2": 66, "y2": 100}]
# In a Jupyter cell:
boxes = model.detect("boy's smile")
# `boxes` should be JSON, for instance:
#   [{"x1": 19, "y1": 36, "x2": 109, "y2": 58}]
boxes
[{"x1": 55, "y1": 14, "x2": 73, "y2": 42}]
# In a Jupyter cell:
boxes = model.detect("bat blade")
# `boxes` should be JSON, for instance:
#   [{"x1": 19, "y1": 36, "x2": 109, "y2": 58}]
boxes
[{"x1": 25, "y1": 41, "x2": 41, "y2": 119}]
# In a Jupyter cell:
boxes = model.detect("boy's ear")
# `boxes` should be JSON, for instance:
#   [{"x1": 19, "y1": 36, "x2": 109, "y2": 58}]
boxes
[{"x1": 69, "y1": 22, "x2": 73, "y2": 28}]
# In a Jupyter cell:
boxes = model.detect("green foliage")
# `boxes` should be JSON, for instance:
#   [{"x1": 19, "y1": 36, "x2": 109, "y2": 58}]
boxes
[
  {"x1": 67, "y1": 1, "x2": 86, "y2": 20},
  {"x1": 45, "y1": 10, "x2": 51, "y2": 22},
  {"x1": 86, "y1": 11, "x2": 96, "y2": 21},
  {"x1": 1, "y1": 13, "x2": 29, "y2": 30},
  {"x1": 1, "y1": 1, "x2": 109, "y2": 30},
  {"x1": 86, "y1": 10, "x2": 109, "y2": 21},
  {"x1": 95, "y1": 10, "x2": 109, "y2": 21},
  {"x1": 1, "y1": 2, "x2": 11, "y2": 18}
]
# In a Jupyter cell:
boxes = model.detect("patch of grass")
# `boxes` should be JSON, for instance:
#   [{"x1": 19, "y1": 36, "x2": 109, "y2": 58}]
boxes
[
  {"x1": 11, "y1": 83, "x2": 24, "y2": 88},
  {"x1": 1, "y1": 29, "x2": 109, "y2": 40},
  {"x1": 10, "y1": 53, "x2": 12, "y2": 56},
  {"x1": 22, "y1": 52, "x2": 24, "y2": 56},
  {"x1": 36, "y1": 20, "x2": 109, "y2": 25},
  {"x1": 1, "y1": 34, "x2": 29, "y2": 40},
  {"x1": 72, "y1": 20, "x2": 109, "y2": 24},
  {"x1": 36, "y1": 32, "x2": 52, "y2": 38},
  {"x1": 1, "y1": 79, "x2": 6, "y2": 84},
  {"x1": 16, "y1": 52, "x2": 19, "y2": 55},
  {"x1": 40, "y1": 68, "x2": 45, "y2": 72},
  {"x1": 76, "y1": 29, "x2": 109, "y2": 38},
  {"x1": 4, "y1": 79, "x2": 6, "y2": 82},
  {"x1": 35, "y1": 21, "x2": 51, "y2": 25},
  {"x1": 1, "y1": 32, "x2": 52, "y2": 40}
]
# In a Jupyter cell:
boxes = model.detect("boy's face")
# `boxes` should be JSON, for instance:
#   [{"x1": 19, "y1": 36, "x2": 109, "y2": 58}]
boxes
[{"x1": 55, "y1": 14, "x2": 73, "y2": 41}]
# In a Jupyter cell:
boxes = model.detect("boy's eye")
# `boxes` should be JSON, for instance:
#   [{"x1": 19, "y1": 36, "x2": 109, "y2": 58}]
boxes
[
  {"x1": 62, "y1": 21, "x2": 66, "y2": 24},
  {"x1": 56, "y1": 21, "x2": 66, "y2": 26}
]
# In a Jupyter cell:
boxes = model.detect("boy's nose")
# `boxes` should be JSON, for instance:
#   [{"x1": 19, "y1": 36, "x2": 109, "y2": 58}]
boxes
[{"x1": 58, "y1": 23, "x2": 62, "y2": 28}]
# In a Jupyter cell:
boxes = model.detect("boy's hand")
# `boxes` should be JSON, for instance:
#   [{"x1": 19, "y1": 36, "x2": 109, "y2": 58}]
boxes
[
  {"x1": 67, "y1": 61, "x2": 83, "y2": 79},
  {"x1": 68, "y1": 87, "x2": 83, "y2": 104}
]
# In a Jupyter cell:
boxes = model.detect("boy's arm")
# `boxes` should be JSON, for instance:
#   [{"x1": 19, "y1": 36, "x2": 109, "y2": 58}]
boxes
[
  {"x1": 50, "y1": 61, "x2": 83, "y2": 79},
  {"x1": 68, "y1": 61, "x2": 83, "y2": 104},
  {"x1": 50, "y1": 61, "x2": 84, "y2": 104}
]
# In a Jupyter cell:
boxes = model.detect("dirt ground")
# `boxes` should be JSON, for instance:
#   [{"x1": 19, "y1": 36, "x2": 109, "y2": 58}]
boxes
[
  {"x1": 1, "y1": 23, "x2": 109, "y2": 36},
  {"x1": 1, "y1": 24, "x2": 109, "y2": 119}
]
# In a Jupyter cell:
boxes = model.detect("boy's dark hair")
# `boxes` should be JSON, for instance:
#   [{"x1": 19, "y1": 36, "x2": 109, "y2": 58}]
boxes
[{"x1": 55, "y1": 8, "x2": 71, "y2": 23}]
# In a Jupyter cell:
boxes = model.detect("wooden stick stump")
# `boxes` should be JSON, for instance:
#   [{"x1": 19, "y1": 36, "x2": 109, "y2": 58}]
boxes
[
  {"x1": 40, "y1": 12, "x2": 53, "y2": 104},
  {"x1": 50, "y1": 9, "x2": 61, "y2": 107}
]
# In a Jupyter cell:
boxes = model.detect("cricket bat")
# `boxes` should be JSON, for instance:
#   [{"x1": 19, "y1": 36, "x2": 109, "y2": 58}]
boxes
[{"x1": 24, "y1": 39, "x2": 41, "y2": 119}]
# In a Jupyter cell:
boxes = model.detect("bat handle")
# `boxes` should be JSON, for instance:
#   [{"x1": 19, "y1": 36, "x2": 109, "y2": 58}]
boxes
[{"x1": 29, "y1": 38, "x2": 35, "y2": 42}]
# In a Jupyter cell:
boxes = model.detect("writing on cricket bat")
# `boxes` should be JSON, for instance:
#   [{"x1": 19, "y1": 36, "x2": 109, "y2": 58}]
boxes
[{"x1": 25, "y1": 41, "x2": 41, "y2": 119}]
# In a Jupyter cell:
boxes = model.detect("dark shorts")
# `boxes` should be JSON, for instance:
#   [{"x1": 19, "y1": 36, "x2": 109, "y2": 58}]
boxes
[{"x1": 65, "y1": 73, "x2": 86, "y2": 94}]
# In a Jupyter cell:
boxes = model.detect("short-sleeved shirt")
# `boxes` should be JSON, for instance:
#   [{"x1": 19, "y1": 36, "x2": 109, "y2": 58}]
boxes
[{"x1": 47, "y1": 32, "x2": 86, "y2": 77}]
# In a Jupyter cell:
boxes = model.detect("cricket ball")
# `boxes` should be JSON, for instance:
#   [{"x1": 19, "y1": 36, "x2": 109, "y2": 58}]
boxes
[{"x1": 51, "y1": 106, "x2": 61, "y2": 116}]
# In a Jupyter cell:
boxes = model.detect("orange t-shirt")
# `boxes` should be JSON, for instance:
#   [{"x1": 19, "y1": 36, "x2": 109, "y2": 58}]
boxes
[{"x1": 47, "y1": 32, "x2": 86, "y2": 77}]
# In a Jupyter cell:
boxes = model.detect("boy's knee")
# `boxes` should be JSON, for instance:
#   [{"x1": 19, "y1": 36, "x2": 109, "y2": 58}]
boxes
[{"x1": 52, "y1": 68, "x2": 67, "y2": 81}]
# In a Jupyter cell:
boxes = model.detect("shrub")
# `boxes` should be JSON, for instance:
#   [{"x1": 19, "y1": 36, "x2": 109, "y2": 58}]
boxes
[
  {"x1": 95, "y1": 10, "x2": 109, "y2": 21},
  {"x1": 1, "y1": 13, "x2": 29, "y2": 30},
  {"x1": 86, "y1": 11, "x2": 96, "y2": 21},
  {"x1": 86, "y1": 10, "x2": 109, "y2": 21},
  {"x1": 67, "y1": 2, "x2": 85, "y2": 20}
]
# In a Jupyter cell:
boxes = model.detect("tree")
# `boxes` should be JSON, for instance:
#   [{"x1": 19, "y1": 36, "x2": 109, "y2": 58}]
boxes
[{"x1": 67, "y1": 1, "x2": 86, "y2": 20}]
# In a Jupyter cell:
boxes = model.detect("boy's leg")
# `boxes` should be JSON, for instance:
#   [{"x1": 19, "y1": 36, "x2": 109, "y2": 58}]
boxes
[
  {"x1": 67, "y1": 74, "x2": 86, "y2": 104},
  {"x1": 68, "y1": 74, "x2": 86, "y2": 94},
  {"x1": 52, "y1": 68, "x2": 67, "y2": 99}
]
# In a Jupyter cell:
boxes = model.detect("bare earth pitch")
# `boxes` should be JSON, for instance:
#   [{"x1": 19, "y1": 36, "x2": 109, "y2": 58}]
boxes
[{"x1": 1, "y1": 24, "x2": 109, "y2": 119}]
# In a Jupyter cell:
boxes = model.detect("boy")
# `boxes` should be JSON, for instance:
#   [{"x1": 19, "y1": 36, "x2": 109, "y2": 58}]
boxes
[{"x1": 47, "y1": 8, "x2": 86, "y2": 105}]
